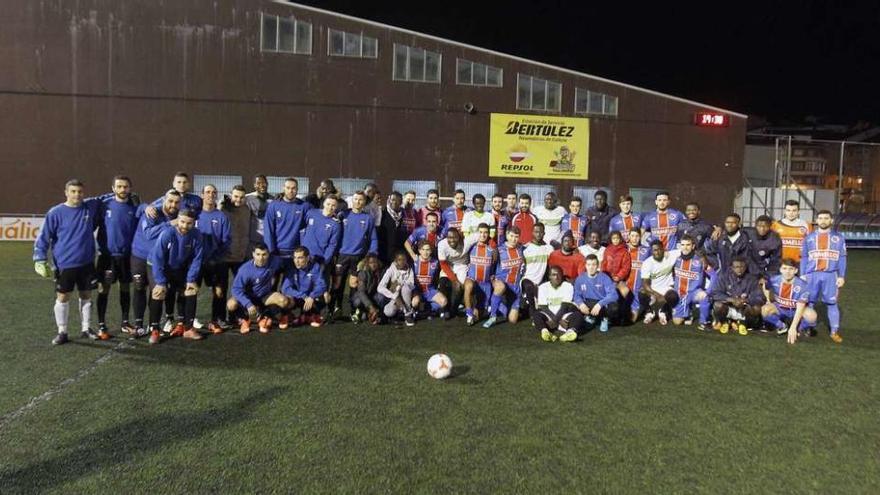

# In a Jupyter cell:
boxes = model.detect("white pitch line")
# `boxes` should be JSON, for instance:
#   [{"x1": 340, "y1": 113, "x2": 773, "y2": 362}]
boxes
[{"x1": 0, "y1": 340, "x2": 132, "y2": 431}]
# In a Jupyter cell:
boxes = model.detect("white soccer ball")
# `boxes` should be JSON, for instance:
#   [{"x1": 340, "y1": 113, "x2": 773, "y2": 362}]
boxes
[{"x1": 427, "y1": 353, "x2": 453, "y2": 380}]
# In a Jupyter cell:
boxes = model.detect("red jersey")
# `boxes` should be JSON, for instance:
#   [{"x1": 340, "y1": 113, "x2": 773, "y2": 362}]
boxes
[{"x1": 548, "y1": 249, "x2": 585, "y2": 282}]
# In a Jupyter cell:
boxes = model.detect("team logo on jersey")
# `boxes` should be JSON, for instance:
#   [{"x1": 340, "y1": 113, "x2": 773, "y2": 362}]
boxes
[
  {"x1": 276, "y1": 211, "x2": 282, "y2": 218},
  {"x1": 832, "y1": 236, "x2": 840, "y2": 243}
]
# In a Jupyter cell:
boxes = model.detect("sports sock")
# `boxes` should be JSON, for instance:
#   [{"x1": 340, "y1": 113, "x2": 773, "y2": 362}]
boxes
[
  {"x1": 54, "y1": 300, "x2": 69, "y2": 333},
  {"x1": 211, "y1": 295, "x2": 225, "y2": 322},
  {"x1": 763, "y1": 312, "x2": 784, "y2": 329},
  {"x1": 797, "y1": 318, "x2": 812, "y2": 331},
  {"x1": 826, "y1": 304, "x2": 840, "y2": 332},
  {"x1": 149, "y1": 298, "x2": 164, "y2": 329},
  {"x1": 488, "y1": 294, "x2": 502, "y2": 317},
  {"x1": 96, "y1": 291, "x2": 109, "y2": 325},
  {"x1": 184, "y1": 295, "x2": 197, "y2": 327},
  {"x1": 119, "y1": 289, "x2": 131, "y2": 322},
  {"x1": 430, "y1": 301, "x2": 441, "y2": 312},
  {"x1": 465, "y1": 307, "x2": 474, "y2": 317},
  {"x1": 699, "y1": 297, "x2": 710, "y2": 324},
  {"x1": 133, "y1": 288, "x2": 146, "y2": 325},
  {"x1": 79, "y1": 299, "x2": 92, "y2": 331}
]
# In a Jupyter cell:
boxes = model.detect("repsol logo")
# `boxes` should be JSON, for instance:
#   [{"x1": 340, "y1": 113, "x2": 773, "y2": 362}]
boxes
[
  {"x1": 505, "y1": 121, "x2": 575, "y2": 137},
  {"x1": 500, "y1": 164, "x2": 534, "y2": 171}
]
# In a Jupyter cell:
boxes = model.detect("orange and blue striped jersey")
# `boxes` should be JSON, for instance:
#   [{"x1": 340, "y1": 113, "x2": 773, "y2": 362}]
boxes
[
  {"x1": 768, "y1": 274, "x2": 809, "y2": 309},
  {"x1": 496, "y1": 244, "x2": 525, "y2": 285},
  {"x1": 800, "y1": 230, "x2": 847, "y2": 277},
  {"x1": 467, "y1": 243, "x2": 496, "y2": 283},
  {"x1": 414, "y1": 258, "x2": 440, "y2": 293},
  {"x1": 673, "y1": 254, "x2": 706, "y2": 297}
]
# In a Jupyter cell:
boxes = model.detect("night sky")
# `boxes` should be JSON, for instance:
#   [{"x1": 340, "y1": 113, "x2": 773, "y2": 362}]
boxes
[{"x1": 298, "y1": 1, "x2": 880, "y2": 125}]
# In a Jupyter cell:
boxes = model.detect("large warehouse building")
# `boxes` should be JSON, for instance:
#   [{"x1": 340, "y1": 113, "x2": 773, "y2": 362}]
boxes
[{"x1": 1, "y1": 0, "x2": 746, "y2": 219}]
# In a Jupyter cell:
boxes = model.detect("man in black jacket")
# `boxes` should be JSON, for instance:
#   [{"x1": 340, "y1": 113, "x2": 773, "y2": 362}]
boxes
[
  {"x1": 704, "y1": 213, "x2": 757, "y2": 275},
  {"x1": 679, "y1": 202, "x2": 715, "y2": 253},
  {"x1": 746, "y1": 215, "x2": 782, "y2": 279},
  {"x1": 711, "y1": 257, "x2": 766, "y2": 334},
  {"x1": 377, "y1": 191, "x2": 408, "y2": 266}
]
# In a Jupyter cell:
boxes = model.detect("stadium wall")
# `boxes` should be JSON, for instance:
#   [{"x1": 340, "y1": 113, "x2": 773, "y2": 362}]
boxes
[{"x1": 0, "y1": 0, "x2": 746, "y2": 220}]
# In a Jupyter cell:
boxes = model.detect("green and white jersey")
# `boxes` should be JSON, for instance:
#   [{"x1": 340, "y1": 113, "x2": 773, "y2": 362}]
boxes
[
  {"x1": 532, "y1": 206, "x2": 566, "y2": 243},
  {"x1": 639, "y1": 249, "x2": 681, "y2": 293},
  {"x1": 461, "y1": 210, "x2": 497, "y2": 243},
  {"x1": 537, "y1": 281, "x2": 574, "y2": 314},
  {"x1": 523, "y1": 242, "x2": 554, "y2": 284}
]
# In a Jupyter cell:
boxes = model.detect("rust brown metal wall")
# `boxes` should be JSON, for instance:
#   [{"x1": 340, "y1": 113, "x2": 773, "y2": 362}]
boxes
[{"x1": 0, "y1": 0, "x2": 745, "y2": 221}]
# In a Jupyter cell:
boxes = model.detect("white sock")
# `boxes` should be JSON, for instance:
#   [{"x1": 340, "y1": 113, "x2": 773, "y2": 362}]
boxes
[
  {"x1": 80, "y1": 299, "x2": 92, "y2": 331},
  {"x1": 54, "y1": 300, "x2": 69, "y2": 333}
]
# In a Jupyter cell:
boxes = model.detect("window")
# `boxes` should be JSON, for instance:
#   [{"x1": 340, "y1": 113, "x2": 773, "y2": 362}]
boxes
[
  {"x1": 629, "y1": 188, "x2": 663, "y2": 214},
  {"x1": 393, "y1": 44, "x2": 441, "y2": 83},
  {"x1": 266, "y1": 176, "x2": 310, "y2": 198},
  {"x1": 575, "y1": 88, "x2": 619, "y2": 116},
  {"x1": 261, "y1": 13, "x2": 311, "y2": 55},
  {"x1": 193, "y1": 175, "x2": 244, "y2": 196},
  {"x1": 328, "y1": 29, "x2": 378, "y2": 58},
  {"x1": 331, "y1": 178, "x2": 375, "y2": 198},
  {"x1": 392, "y1": 180, "x2": 438, "y2": 208},
  {"x1": 456, "y1": 59, "x2": 503, "y2": 87},
  {"x1": 517, "y1": 74, "x2": 562, "y2": 112},
  {"x1": 516, "y1": 184, "x2": 557, "y2": 202},
  {"x1": 455, "y1": 182, "x2": 497, "y2": 201}
]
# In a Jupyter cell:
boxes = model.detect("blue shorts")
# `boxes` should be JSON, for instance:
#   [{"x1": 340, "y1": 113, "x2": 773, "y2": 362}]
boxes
[
  {"x1": 469, "y1": 280, "x2": 492, "y2": 309},
  {"x1": 419, "y1": 288, "x2": 440, "y2": 302},
  {"x1": 497, "y1": 283, "x2": 521, "y2": 315},
  {"x1": 672, "y1": 290, "x2": 705, "y2": 319},
  {"x1": 806, "y1": 272, "x2": 838, "y2": 304},
  {"x1": 628, "y1": 290, "x2": 640, "y2": 313},
  {"x1": 775, "y1": 306, "x2": 796, "y2": 322}
]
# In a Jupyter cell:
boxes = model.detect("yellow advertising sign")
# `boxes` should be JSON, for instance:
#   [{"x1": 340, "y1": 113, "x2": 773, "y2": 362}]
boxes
[{"x1": 488, "y1": 113, "x2": 589, "y2": 180}]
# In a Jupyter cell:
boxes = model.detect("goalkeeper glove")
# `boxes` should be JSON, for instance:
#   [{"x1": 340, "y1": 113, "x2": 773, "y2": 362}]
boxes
[{"x1": 34, "y1": 260, "x2": 52, "y2": 278}]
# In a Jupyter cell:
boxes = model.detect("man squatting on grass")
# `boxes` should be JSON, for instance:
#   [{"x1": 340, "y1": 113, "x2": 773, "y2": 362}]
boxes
[{"x1": 34, "y1": 176, "x2": 847, "y2": 346}]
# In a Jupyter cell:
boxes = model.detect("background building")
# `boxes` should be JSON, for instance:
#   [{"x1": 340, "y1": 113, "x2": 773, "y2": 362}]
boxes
[{"x1": 1, "y1": 0, "x2": 746, "y2": 220}]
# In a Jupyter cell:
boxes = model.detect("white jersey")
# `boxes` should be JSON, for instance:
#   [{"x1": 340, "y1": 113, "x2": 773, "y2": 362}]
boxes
[
  {"x1": 577, "y1": 244, "x2": 605, "y2": 265},
  {"x1": 533, "y1": 206, "x2": 567, "y2": 243},
  {"x1": 639, "y1": 249, "x2": 682, "y2": 293},
  {"x1": 437, "y1": 237, "x2": 475, "y2": 283},
  {"x1": 461, "y1": 210, "x2": 497, "y2": 244},
  {"x1": 523, "y1": 242, "x2": 554, "y2": 284},
  {"x1": 537, "y1": 281, "x2": 574, "y2": 314}
]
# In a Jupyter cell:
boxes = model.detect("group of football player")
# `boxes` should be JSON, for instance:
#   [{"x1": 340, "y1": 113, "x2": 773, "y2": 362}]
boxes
[{"x1": 34, "y1": 172, "x2": 846, "y2": 346}]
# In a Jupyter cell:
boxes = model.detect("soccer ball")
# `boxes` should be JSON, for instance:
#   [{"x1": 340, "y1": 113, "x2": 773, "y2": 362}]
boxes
[{"x1": 427, "y1": 353, "x2": 453, "y2": 380}]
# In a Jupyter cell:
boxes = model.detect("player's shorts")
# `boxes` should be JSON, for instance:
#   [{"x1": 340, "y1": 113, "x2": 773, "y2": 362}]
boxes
[
  {"x1": 55, "y1": 263, "x2": 98, "y2": 293},
  {"x1": 96, "y1": 254, "x2": 132, "y2": 285},
  {"x1": 277, "y1": 254, "x2": 294, "y2": 273},
  {"x1": 233, "y1": 291, "x2": 273, "y2": 311},
  {"x1": 774, "y1": 305, "x2": 797, "y2": 322},
  {"x1": 418, "y1": 287, "x2": 440, "y2": 302},
  {"x1": 672, "y1": 289, "x2": 705, "y2": 319},
  {"x1": 497, "y1": 281, "x2": 522, "y2": 313},
  {"x1": 147, "y1": 266, "x2": 187, "y2": 290},
  {"x1": 806, "y1": 272, "x2": 838, "y2": 304},
  {"x1": 468, "y1": 279, "x2": 492, "y2": 309},
  {"x1": 200, "y1": 261, "x2": 228, "y2": 287},
  {"x1": 335, "y1": 253, "x2": 364, "y2": 278}
]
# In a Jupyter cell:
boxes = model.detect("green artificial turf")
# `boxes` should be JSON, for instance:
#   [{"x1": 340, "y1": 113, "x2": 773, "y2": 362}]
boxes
[{"x1": 0, "y1": 242, "x2": 878, "y2": 493}]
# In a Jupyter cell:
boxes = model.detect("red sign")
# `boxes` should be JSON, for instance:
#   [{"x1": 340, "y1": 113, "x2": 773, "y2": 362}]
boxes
[{"x1": 694, "y1": 112, "x2": 729, "y2": 127}]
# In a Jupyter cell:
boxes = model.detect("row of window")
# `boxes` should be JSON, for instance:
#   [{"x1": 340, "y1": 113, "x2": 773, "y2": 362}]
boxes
[
  {"x1": 193, "y1": 176, "x2": 670, "y2": 213},
  {"x1": 260, "y1": 13, "x2": 618, "y2": 116}
]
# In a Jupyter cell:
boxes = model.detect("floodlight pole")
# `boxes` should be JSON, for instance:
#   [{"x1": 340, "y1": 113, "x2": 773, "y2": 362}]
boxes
[{"x1": 838, "y1": 141, "x2": 846, "y2": 213}]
